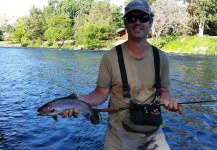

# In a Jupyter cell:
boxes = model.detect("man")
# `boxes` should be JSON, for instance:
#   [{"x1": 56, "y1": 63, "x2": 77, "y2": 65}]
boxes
[{"x1": 61, "y1": 0, "x2": 183, "y2": 149}]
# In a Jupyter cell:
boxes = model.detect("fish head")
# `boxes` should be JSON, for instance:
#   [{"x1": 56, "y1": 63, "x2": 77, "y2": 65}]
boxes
[
  {"x1": 37, "y1": 102, "x2": 56, "y2": 116},
  {"x1": 90, "y1": 112, "x2": 102, "y2": 125}
]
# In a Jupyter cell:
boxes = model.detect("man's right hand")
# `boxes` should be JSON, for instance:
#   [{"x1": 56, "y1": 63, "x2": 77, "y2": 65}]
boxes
[
  {"x1": 60, "y1": 108, "x2": 78, "y2": 118},
  {"x1": 60, "y1": 86, "x2": 109, "y2": 118}
]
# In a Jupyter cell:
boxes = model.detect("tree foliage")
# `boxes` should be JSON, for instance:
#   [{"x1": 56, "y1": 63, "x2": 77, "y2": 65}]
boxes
[
  {"x1": 111, "y1": 6, "x2": 124, "y2": 29},
  {"x1": 73, "y1": 0, "x2": 94, "y2": 31},
  {"x1": 75, "y1": 24, "x2": 114, "y2": 49},
  {"x1": 74, "y1": 0, "x2": 118, "y2": 48},
  {"x1": 0, "y1": 24, "x2": 15, "y2": 33},
  {"x1": 1, "y1": 0, "x2": 217, "y2": 49},
  {"x1": 0, "y1": 30, "x2": 3, "y2": 41},
  {"x1": 44, "y1": 15, "x2": 72, "y2": 41},
  {"x1": 11, "y1": 19, "x2": 28, "y2": 45},
  {"x1": 0, "y1": 24, "x2": 15, "y2": 40},
  {"x1": 152, "y1": 0, "x2": 190, "y2": 38},
  {"x1": 87, "y1": 1, "x2": 112, "y2": 25},
  {"x1": 187, "y1": 0, "x2": 217, "y2": 36},
  {"x1": 24, "y1": 6, "x2": 45, "y2": 40},
  {"x1": 56, "y1": 0, "x2": 77, "y2": 17}
]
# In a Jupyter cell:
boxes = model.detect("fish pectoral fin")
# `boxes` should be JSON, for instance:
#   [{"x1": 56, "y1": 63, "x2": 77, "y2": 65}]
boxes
[
  {"x1": 67, "y1": 93, "x2": 78, "y2": 99},
  {"x1": 83, "y1": 113, "x2": 91, "y2": 120},
  {"x1": 52, "y1": 115, "x2": 58, "y2": 121}
]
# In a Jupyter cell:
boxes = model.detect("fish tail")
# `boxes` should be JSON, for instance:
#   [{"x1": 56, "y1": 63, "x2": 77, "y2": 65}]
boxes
[{"x1": 89, "y1": 109, "x2": 102, "y2": 125}]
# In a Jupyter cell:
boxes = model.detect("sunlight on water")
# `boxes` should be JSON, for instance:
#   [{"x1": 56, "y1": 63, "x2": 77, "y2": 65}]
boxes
[{"x1": 0, "y1": 47, "x2": 216, "y2": 150}]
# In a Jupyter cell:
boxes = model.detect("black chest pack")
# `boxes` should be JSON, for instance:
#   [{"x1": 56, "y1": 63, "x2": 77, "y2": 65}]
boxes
[{"x1": 116, "y1": 44, "x2": 163, "y2": 133}]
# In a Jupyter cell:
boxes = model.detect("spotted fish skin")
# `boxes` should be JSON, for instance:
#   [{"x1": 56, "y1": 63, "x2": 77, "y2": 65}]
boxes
[{"x1": 37, "y1": 93, "x2": 101, "y2": 124}]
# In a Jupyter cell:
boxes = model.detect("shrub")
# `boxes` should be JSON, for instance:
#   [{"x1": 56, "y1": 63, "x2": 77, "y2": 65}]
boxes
[{"x1": 75, "y1": 24, "x2": 115, "y2": 49}]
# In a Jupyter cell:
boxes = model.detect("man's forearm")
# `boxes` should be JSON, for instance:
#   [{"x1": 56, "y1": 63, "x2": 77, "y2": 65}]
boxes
[
  {"x1": 159, "y1": 87, "x2": 171, "y2": 103},
  {"x1": 78, "y1": 86, "x2": 110, "y2": 106}
]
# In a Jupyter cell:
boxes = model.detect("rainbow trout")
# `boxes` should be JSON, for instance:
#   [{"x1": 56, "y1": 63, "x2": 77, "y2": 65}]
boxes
[{"x1": 37, "y1": 93, "x2": 101, "y2": 125}]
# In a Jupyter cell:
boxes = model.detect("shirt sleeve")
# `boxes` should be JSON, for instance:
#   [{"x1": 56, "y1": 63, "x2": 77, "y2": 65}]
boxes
[
  {"x1": 96, "y1": 54, "x2": 112, "y2": 88},
  {"x1": 160, "y1": 51, "x2": 171, "y2": 88}
]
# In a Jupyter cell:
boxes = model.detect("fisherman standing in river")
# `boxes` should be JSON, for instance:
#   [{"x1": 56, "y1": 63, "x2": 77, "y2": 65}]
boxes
[{"x1": 61, "y1": 0, "x2": 183, "y2": 149}]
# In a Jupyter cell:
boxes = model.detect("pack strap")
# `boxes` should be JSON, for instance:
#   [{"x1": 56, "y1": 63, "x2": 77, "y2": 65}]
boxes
[
  {"x1": 116, "y1": 44, "x2": 161, "y2": 98},
  {"x1": 152, "y1": 46, "x2": 161, "y2": 97},
  {"x1": 116, "y1": 45, "x2": 131, "y2": 98}
]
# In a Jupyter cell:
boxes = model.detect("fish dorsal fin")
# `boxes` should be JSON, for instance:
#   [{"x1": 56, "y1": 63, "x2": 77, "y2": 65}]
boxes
[{"x1": 67, "y1": 93, "x2": 78, "y2": 99}]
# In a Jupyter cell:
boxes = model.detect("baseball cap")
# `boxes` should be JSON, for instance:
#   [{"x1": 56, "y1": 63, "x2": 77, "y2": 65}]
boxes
[{"x1": 124, "y1": 0, "x2": 152, "y2": 17}]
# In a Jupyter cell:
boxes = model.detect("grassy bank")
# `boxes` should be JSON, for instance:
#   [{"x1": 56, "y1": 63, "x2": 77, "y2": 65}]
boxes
[
  {"x1": 148, "y1": 36, "x2": 217, "y2": 55},
  {"x1": 0, "y1": 41, "x2": 21, "y2": 47},
  {"x1": 0, "y1": 40, "x2": 114, "y2": 50},
  {"x1": 1, "y1": 36, "x2": 217, "y2": 55}
]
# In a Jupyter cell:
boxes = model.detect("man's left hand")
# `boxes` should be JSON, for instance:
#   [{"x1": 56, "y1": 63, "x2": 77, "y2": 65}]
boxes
[{"x1": 163, "y1": 98, "x2": 183, "y2": 115}]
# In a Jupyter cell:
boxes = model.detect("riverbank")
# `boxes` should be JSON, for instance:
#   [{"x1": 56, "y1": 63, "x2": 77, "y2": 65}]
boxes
[
  {"x1": 1, "y1": 36, "x2": 217, "y2": 55},
  {"x1": 148, "y1": 36, "x2": 217, "y2": 55},
  {"x1": 0, "y1": 41, "x2": 21, "y2": 47}
]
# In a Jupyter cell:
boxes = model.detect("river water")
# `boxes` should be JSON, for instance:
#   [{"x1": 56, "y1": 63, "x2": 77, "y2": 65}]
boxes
[{"x1": 0, "y1": 47, "x2": 216, "y2": 150}]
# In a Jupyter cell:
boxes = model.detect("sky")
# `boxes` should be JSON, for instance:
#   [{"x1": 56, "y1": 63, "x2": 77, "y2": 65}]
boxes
[{"x1": 0, "y1": 0, "x2": 125, "y2": 17}]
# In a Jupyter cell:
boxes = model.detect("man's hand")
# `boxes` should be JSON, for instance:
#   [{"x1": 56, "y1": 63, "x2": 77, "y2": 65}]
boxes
[
  {"x1": 160, "y1": 87, "x2": 183, "y2": 115},
  {"x1": 60, "y1": 108, "x2": 78, "y2": 118},
  {"x1": 163, "y1": 98, "x2": 183, "y2": 115},
  {"x1": 60, "y1": 86, "x2": 109, "y2": 118}
]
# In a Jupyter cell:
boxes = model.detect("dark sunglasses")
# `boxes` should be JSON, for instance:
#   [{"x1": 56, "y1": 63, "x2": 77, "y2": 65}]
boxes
[{"x1": 125, "y1": 15, "x2": 150, "y2": 23}]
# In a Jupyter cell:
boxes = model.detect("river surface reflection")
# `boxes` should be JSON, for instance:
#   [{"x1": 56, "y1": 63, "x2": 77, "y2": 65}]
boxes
[{"x1": 0, "y1": 47, "x2": 216, "y2": 150}]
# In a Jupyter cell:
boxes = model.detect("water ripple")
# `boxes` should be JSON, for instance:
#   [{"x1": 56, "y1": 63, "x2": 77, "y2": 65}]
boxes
[{"x1": 0, "y1": 47, "x2": 216, "y2": 149}]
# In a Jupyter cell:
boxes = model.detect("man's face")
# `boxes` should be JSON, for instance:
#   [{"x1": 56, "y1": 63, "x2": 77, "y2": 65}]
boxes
[{"x1": 125, "y1": 10, "x2": 152, "y2": 41}]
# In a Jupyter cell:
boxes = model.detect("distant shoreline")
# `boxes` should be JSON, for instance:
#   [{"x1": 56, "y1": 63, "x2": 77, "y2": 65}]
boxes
[
  {"x1": 1, "y1": 36, "x2": 217, "y2": 55},
  {"x1": 0, "y1": 42, "x2": 213, "y2": 56}
]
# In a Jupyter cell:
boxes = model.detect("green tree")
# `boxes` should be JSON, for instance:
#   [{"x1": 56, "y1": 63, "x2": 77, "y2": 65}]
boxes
[
  {"x1": 42, "y1": 0, "x2": 58, "y2": 17},
  {"x1": 87, "y1": 1, "x2": 112, "y2": 25},
  {"x1": 56, "y1": 0, "x2": 79, "y2": 19},
  {"x1": 0, "y1": 24, "x2": 15, "y2": 33},
  {"x1": 75, "y1": 24, "x2": 114, "y2": 49},
  {"x1": 44, "y1": 15, "x2": 72, "y2": 43},
  {"x1": 0, "y1": 30, "x2": 3, "y2": 41},
  {"x1": 187, "y1": 0, "x2": 217, "y2": 36},
  {"x1": 73, "y1": 0, "x2": 93, "y2": 31},
  {"x1": 11, "y1": 19, "x2": 28, "y2": 45},
  {"x1": 111, "y1": 6, "x2": 124, "y2": 29},
  {"x1": 74, "y1": 0, "x2": 117, "y2": 49},
  {"x1": 0, "y1": 24, "x2": 15, "y2": 40},
  {"x1": 24, "y1": 6, "x2": 45, "y2": 40},
  {"x1": 42, "y1": 0, "x2": 60, "y2": 32}
]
